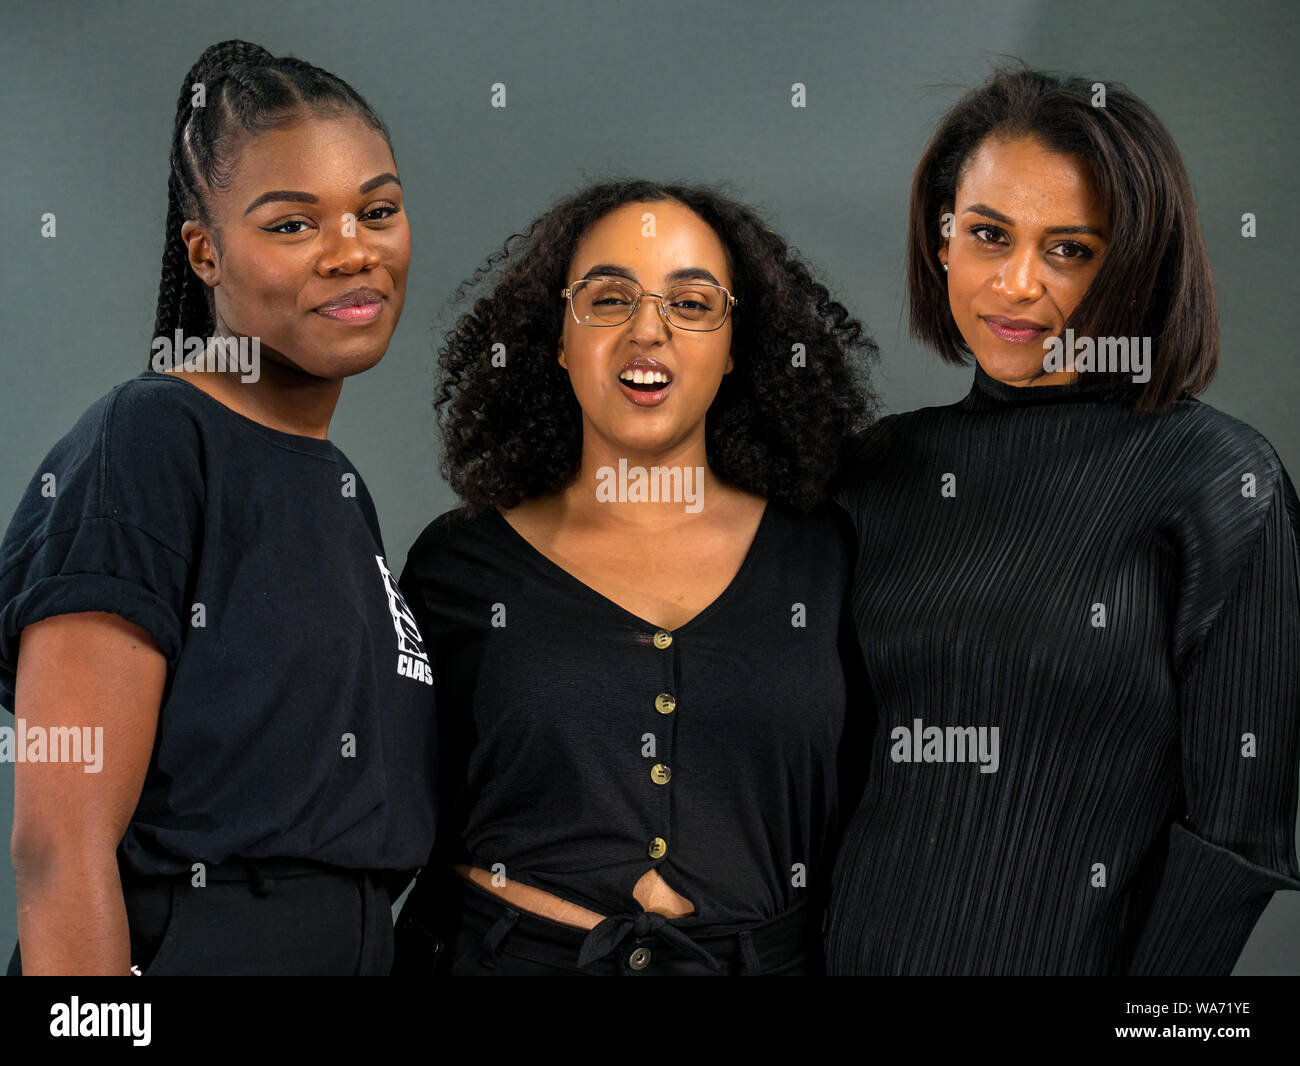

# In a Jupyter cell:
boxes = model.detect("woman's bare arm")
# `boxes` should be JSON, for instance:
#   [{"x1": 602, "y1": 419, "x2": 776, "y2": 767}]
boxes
[{"x1": 9, "y1": 612, "x2": 165, "y2": 975}]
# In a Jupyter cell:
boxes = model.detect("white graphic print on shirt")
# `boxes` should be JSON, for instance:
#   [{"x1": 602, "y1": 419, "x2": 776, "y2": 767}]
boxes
[{"x1": 375, "y1": 555, "x2": 433, "y2": 685}]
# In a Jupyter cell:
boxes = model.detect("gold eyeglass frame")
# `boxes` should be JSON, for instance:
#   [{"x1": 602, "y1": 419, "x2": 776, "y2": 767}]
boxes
[{"x1": 561, "y1": 276, "x2": 738, "y2": 332}]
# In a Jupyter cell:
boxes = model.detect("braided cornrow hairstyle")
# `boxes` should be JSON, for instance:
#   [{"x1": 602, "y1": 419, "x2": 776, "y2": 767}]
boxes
[{"x1": 150, "y1": 39, "x2": 394, "y2": 354}]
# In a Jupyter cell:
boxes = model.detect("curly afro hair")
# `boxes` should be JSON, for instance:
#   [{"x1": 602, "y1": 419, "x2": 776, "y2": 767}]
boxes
[{"x1": 435, "y1": 179, "x2": 879, "y2": 514}]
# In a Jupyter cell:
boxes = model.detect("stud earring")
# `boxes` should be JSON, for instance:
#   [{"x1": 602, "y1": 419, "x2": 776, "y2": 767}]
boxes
[{"x1": 942, "y1": 263, "x2": 948, "y2": 272}]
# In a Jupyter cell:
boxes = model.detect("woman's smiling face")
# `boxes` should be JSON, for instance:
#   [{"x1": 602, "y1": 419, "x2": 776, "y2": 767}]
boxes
[
  {"x1": 182, "y1": 113, "x2": 410, "y2": 381},
  {"x1": 559, "y1": 199, "x2": 734, "y2": 459},
  {"x1": 940, "y1": 134, "x2": 1109, "y2": 386}
]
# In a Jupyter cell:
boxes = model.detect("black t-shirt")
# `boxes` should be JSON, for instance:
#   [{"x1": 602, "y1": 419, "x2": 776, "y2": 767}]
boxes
[
  {"x1": 398, "y1": 500, "x2": 869, "y2": 932},
  {"x1": 0, "y1": 371, "x2": 437, "y2": 877}
]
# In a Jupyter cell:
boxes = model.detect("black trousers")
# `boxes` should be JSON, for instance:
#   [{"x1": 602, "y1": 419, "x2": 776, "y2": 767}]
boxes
[
  {"x1": 394, "y1": 869, "x2": 821, "y2": 976},
  {"x1": 7, "y1": 858, "x2": 395, "y2": 976}
]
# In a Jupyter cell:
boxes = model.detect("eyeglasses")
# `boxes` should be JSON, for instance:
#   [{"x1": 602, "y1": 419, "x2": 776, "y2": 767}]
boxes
[{"x1": 561, "y1": 276, "x2": 737, "y2": 332}]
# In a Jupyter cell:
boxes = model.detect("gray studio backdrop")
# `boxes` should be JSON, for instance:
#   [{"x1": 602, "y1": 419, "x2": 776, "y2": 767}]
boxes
[{"x1": 1, "y1": 0, "x2": 1296, "y2": 973}]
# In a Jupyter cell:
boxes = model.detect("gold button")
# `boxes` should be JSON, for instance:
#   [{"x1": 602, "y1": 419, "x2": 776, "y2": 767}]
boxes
[
  {"x1": 628, "y1": 947, "x2": 652, "y2": 970},
  {"x1": 650, "y1": 764, "x2": 671, "y2": 785},
  {"x1": 648, "y1": 837, "x2": 667, "y2": 859},
  {"x1": 652, "y1": 629, "x2": 673, "y2": 650},
  {"x1": 654, "y1": 693, "x2": 676, "y2": 714}
]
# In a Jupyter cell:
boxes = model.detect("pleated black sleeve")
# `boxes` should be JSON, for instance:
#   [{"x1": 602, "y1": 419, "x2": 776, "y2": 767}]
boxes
[{"x1": 1128, "y1": 442, "x2": 1300, "y2": 974}]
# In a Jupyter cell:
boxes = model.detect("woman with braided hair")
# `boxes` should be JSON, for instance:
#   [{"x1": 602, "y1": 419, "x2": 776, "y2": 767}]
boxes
[{"x1": 1, "y1": 40, "x2": 435, "y2": 975}]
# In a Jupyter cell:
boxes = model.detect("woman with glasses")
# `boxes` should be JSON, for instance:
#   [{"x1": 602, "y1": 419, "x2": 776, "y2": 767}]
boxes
[
  {"x1": 394, "y1": 180, "x2": 877, "y2": 975},
  {"x1": 826, "y1": 67, "x2": 1300, "y2": 975}
]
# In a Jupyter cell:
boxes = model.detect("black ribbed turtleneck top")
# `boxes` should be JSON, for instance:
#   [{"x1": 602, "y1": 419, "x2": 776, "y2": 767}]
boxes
[{"x1": 825, "y1": 365, "x2": 1300, "y2": 975}]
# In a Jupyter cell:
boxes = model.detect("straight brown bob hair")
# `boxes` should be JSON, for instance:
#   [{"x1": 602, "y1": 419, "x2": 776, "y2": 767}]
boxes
[{"x1": 907, "y1": 65, "x2": 1218, "y2": 412}]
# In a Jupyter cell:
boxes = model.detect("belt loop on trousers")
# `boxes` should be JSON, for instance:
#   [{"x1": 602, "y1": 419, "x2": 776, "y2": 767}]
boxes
[
  {"x1": 479, "y1": 908, "x2": 522, "y2": 968},
  {"x1": 737, "y1": 929, "x2": 761, "y2": 975}
]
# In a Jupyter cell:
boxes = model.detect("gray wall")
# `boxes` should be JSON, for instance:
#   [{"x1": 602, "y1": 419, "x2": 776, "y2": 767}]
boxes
[{"x1": 1, "y1": 0, "x2": 1296, "y2": 973}]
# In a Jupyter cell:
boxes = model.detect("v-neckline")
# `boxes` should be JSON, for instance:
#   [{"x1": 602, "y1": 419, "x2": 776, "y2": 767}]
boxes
[{"x1": 490, "y1": 502, "x2": 773, "y2": 635}]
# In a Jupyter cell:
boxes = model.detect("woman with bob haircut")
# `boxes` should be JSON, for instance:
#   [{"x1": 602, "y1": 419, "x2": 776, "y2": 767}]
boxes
[
  {"x1": 826, "y1": 66, "x2": 1300, "y2": 975},
  {"x1": 396, "y1": 179, "x2": 877, "y2": 975}
]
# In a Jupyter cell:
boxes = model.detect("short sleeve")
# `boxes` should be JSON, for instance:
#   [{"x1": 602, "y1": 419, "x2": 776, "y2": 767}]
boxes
[
  {"x1": 1127, "y1": 459, "x2": 1300, "y2": 975},
  {"x1": 0, "y1": 380, "x2": 204, "y2": 710}
]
